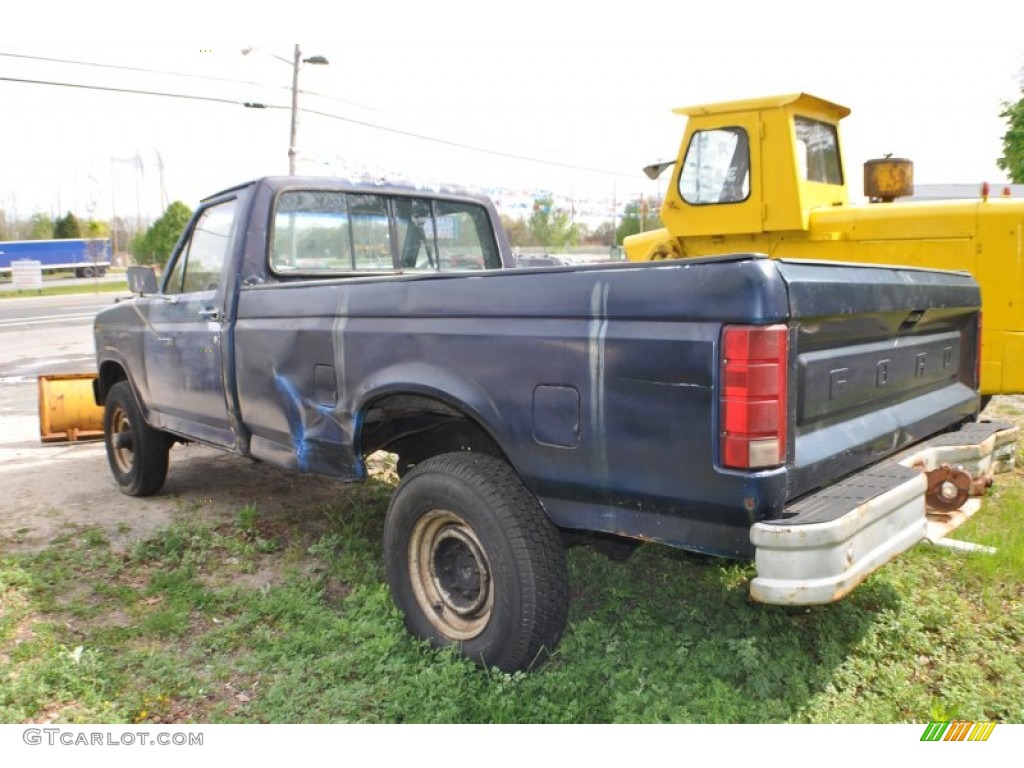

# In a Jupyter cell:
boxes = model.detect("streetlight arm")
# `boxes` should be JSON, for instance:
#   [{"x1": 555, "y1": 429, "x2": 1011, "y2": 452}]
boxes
[{"x1": 240, "y1": 47, "x2": 292, "y2": 66}]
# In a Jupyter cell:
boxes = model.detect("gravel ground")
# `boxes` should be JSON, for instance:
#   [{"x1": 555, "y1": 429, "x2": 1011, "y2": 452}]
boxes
[{"x1": 0, "y1": 377, "x2": 358, "y2": 553}]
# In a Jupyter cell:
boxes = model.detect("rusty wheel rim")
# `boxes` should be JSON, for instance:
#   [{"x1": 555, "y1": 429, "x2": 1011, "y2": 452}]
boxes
[
  {"x1": 110, "y1": 404, "x2": 135, "y2": 475},
  {"x1": 408, "y1": 509, "x2": 493, "y2": 641}
]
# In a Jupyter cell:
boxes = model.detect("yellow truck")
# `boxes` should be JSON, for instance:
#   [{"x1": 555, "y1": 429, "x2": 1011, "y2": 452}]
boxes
[{"x1": 625, "y1": 93, "x2": 1024, "y2": 397}]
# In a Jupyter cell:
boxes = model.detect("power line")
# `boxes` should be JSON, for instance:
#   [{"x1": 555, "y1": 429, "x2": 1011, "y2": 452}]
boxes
[
  {"x1": 1, "y1": 74, "x2": 639, "y2": 179},
  {"x1": 0, "y1": 75, "x2": 245, "y2": 106},
  {"x1": 297, "y1": 104, "x2": 632, "y2": 177},
  {"x1": 0, "y1": 50, "x2": 379, "y2": 112},
  {"x1": 0, "y1": 51, "x2": 261, "y2": 88}
]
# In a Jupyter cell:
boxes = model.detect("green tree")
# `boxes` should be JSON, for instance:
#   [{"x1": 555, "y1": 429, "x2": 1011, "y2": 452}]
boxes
[
  {"x1": 133, "y1": 201, "x2": 193, "y2": 267},
  {"x1": 28, "y1": 212, "x2": 54, "y2": 240},
  {"x1": 499, "y1": 215, "x2": 534, "y2": 248},
  {"x1": 108, "y1": 216, "x2": 132, "y2": 255},
  {"x1": 998, "y1": 89, "x2": 1024, "y2": 183},
  {"x1": 615, "y1": 199, "x2": 663, "y2": 245},
  {"x1": 527, "y1": 195, "x2": 579, "y2": 249},
  {"x1": 82, "y1": 219, "x2": 111, "y2": 268},
  {"x1": 589, "y1": 221, "x2": 615, "y2": 246},
  {"x1": 53, "y1": 211, "x2": 83, "y2": 239},
  {"x1": 84, "y1": 219, "x2": 109, "y2": 238}
]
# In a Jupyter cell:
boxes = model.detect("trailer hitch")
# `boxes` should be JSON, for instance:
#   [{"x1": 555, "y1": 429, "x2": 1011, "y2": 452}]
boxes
[{"x1": 924, "y1": 465, "x2": 973, "y2": 512}]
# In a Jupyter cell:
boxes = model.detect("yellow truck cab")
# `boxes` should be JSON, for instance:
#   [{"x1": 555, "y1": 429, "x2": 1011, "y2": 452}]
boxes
[{"x1": 625, "y1": 93, "x2": 1024, "y2": 396}]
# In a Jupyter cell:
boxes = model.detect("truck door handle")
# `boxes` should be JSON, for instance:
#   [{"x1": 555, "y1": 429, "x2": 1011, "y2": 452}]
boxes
[{"x1": 198, "y1": 307, "x2": 222, "y2": 321}]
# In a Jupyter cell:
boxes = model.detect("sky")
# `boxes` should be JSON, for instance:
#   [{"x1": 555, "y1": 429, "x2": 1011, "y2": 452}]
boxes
[{"x1": 2, "y1": 2, "x2": 1023, "y2": 227}]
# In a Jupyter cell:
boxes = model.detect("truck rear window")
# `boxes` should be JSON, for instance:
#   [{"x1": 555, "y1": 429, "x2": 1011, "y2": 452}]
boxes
[{"x1": 270, "y1": 190, "x2": 501, "y2": 275}]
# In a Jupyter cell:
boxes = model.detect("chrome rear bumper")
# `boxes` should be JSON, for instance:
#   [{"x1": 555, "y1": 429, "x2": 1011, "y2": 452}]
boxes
[{"x1": 750, "y1": 421, "x2": 1017, "y2": 606}]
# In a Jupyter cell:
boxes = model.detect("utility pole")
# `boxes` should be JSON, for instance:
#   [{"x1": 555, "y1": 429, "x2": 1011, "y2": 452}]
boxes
[
  {"x1": 287, "y1": 45, "x2": 329, "y2": 175},
  {"x1": 242, "y1": 46, "x2": 329, "y2": 175},
  {"x1": 289, "y1": 45, "x2": 301, "y2": 175}
]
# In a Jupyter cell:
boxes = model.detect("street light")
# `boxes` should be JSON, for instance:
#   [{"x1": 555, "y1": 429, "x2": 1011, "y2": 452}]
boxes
[
  {"x1": 242, "y1": 45, "x2": 329, "y2": 174},
  {"x1": 288, "y1": 45, "x2": 329, "y2": 175}
]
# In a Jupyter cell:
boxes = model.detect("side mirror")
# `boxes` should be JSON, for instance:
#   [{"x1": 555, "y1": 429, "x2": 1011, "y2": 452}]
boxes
[
  {"x1": 642, "y1": 160, "x2": 676, "y2": 180},
  {"x1": 126, "y1": 266, "x2": 159, "y2": 295}
]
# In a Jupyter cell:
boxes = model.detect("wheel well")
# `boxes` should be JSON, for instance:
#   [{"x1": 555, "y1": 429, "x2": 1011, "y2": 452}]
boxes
[
  {"x1": 359, "y1": 393, "x2": 507, "y2": 475},
  {"x1": 96, "y1": 362, "x2": 128, "y2": 405}
]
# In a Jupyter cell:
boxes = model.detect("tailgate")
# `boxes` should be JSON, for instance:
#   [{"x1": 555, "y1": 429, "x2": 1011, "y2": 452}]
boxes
[{"x1": 776, "y1": 260, "x2": 981, "y2": 501}]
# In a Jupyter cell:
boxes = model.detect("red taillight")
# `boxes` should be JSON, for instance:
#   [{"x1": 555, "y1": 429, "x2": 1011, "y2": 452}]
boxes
[{"x1": 720, "y1": 324, "x2": 788, "y2": 469}]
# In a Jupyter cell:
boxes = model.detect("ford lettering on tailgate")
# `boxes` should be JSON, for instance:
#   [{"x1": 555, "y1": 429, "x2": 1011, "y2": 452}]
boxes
[{"x1": 797, "y1": 331, "x2": 960, "y2": 422}]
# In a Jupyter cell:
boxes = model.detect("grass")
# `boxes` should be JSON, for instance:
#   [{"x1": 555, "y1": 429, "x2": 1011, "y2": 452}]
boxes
[
  {"x1": 2, "y1": 461, "x2": 1022, "y2": 725},
  {"x1": 0, "y1": 280, "x2": 129, "y2": 300}
]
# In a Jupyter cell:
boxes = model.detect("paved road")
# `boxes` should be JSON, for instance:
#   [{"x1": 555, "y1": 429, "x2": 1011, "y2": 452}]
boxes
[
  {"x1": 0, "y1": 287, "x2": 345, "y2": 555},
  {"x1": 0, "y1": 291, "x2": 128, "y2": 326},
  {"x1": 0, "y1": 292, "x2": 129, "y2": 380}
]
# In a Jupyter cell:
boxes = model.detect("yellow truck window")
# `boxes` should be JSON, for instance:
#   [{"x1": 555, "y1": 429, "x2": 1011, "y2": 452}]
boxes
[
  {"x1": 794, "y1": 116, "x2": 843, "y2": 184},
  {"x1": 678, "y1": 127, "x2": 750, "y2": 205}
]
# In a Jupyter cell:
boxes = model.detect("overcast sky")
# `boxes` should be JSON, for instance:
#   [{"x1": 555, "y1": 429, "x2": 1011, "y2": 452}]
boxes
[{"x1": 2, "y1": 2, "x2": 1022, "y2": 224}]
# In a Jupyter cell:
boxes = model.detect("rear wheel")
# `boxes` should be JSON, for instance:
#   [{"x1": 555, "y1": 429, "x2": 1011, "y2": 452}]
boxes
[
  {"x1": 384, "y1": 452, "x2": 568, "y2": 672},
  {"x1": 104, "y1": 381, "x2": 170, "y2": 496}
]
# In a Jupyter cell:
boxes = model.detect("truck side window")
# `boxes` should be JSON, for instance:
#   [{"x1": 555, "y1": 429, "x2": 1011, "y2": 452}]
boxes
[
  {"x1": 394, "y1": 198, "x2": 501, "y2": 271},
  {"x1": 795, "y1": 116, "x2": 843, "y2": 185},
  {"x1": 678, "y1": 127, "x2": 750, "y2": 205},
  {"x1": 164, "y1": 200, "x2": 237, "y2": 294}
]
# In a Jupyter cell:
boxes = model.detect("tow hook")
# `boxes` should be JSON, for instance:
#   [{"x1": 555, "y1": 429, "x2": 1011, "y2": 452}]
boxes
[{"x1": 925, "y1": 465, "x2": 973, "y2": 512}]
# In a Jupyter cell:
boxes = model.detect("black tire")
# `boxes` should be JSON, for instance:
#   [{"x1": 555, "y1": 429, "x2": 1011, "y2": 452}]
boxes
[
  {"x1": 384, "y1": 452, "x2": 568, "y2": 672},
  {"x1": 103, "y1": 381, "x2": 171, "y2": 496}
]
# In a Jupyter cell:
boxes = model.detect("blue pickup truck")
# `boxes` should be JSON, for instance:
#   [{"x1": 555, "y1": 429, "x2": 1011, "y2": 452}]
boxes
[{"x1": 93, "y1": 177, "x2": 1016, "y2": 671}]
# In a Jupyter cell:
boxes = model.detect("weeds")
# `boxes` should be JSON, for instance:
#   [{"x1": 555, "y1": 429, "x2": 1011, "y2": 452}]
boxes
[{"x1": 1, "y1": 472, "x2": 1022, "y2": 724}]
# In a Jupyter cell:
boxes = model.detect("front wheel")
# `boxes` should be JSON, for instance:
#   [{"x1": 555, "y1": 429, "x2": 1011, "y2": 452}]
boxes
[
  {"x1": 384, "y1": 452, "x2": 568, "y2": 672},
  {"x1": 103, "y1": 381, "x2": 171, "y2": 496}
]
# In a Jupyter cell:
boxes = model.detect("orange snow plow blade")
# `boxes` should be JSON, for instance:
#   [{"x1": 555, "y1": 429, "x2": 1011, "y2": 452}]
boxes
[{"x1": 38, "y1": 373, "x2": 104, "y2": 443}]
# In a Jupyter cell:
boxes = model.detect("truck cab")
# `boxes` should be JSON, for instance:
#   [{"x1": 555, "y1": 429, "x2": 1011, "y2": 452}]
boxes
[{"x1": 626, "y1": 93, "x2": 1024, "y2": 396}]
